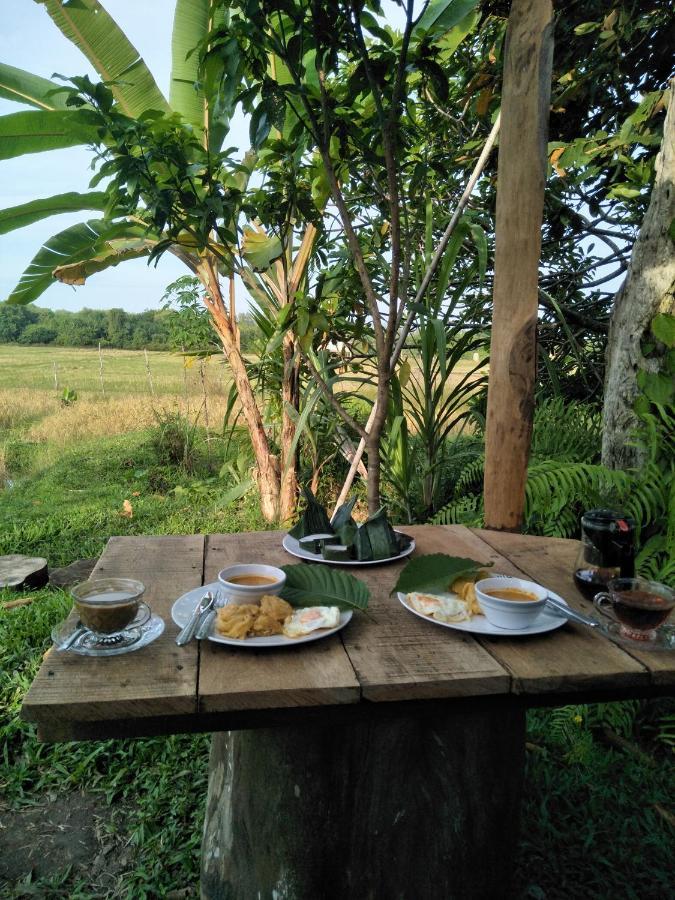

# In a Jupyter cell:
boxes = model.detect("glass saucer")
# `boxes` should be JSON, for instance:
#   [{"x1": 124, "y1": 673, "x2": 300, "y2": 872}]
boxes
[
  {"x1": 602, "y1": 620, "x2": 675, "y2": 652},
  {"x1": 52, "y1": 607, "x2": 165, "y2": 657}
]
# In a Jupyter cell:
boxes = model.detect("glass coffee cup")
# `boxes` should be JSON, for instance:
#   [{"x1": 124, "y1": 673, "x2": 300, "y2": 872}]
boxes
[
  {"x1": 593, "y1": 578, "x2": 674, "y2": 642},
  {"x1": 71, "y1": 578, "x2": 148, "y2": 638}
]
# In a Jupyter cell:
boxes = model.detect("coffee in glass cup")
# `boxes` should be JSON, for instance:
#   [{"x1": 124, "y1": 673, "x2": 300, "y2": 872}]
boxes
[{"x1": 593, "y1": 577, "x2": 674, "y2": 642}]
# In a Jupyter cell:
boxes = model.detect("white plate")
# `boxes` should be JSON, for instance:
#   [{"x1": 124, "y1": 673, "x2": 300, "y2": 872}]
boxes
[
  {"x1": 282, "y1": 532, "x2": 415, "y2": 566},
  {"x1": 171, "y1": 582, "x2": 352, "y2": 648},
  {"x1": 397, "y1": 590, "x2": 569, "y2": 637}
]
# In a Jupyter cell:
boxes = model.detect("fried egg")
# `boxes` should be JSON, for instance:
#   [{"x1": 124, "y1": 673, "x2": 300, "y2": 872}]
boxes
[
  {"x1": 283, "y1": 606, "x2": 341, "y2": 638},
  {"x1": 406, "y1": 592, "x2": 471, "y2": 623}
]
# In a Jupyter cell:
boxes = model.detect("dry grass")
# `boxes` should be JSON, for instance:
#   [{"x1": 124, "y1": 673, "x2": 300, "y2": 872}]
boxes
[{"x1": 16, "y1": 392, "x2": 233, "y2": 448}]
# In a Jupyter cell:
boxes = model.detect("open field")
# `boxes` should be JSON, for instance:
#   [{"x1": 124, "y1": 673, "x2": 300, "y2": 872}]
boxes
[{"x1": 0, "y1": 344, "x2": 233, "y2": 399}]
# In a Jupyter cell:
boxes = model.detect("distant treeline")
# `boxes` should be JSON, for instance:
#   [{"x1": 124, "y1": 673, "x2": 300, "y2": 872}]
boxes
[{"x1": 0, "y1": 302, "x2": 258, "y2": 352}]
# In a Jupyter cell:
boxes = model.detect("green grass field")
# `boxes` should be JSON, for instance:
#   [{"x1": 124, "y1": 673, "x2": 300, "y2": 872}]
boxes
[{"x1": 0, "y1": 344, "x2": 232, "y2": 399}]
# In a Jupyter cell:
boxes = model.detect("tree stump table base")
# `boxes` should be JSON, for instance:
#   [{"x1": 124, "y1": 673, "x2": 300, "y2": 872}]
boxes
[{"x1": 201, "y1": 703, "x2": 525, "y2": 900}]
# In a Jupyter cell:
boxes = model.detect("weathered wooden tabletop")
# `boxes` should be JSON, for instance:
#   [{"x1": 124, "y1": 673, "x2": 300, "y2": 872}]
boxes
[{"x1": 22, "y1": 526, "x2": 675, "y2": 742}]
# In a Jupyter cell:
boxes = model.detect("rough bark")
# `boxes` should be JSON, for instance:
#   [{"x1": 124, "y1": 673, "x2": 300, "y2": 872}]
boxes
[
  {"x1": 602, "y1": 80, "x2": 675, "y2": 470},
  {"x1": 199, "y1": 261, "x2": 281, "y2": 523},
  {"x1": 201, "y1": 704, "x2": 525, "y2": 900},
  {"x1": 279, "y1": 336, "x2": 300, "y2": 524},
  {"x1": 483, "y1": 0, "x2": 554, "y2": 531}
]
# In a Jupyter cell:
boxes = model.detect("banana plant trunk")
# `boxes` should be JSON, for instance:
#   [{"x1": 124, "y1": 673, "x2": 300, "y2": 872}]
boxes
[{"x1": 199, "y1": 264, "x2": 282, "y2": 523}]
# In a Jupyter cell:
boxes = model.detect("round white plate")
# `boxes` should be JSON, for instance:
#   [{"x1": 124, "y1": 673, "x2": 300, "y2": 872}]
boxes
[
  {"x1": 171, "y1": 582, "x2": 352, "y2": 648},
  {"x1": 282, "y1": 532, "x2": 415, "y2": 566},
  {"x1": 397, "y1": 590, "x2": 569, "y2": 637}
]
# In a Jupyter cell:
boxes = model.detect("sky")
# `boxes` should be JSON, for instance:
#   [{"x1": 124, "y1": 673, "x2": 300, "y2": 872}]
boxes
[{"x1": 0, "y1": 0, "x2": 250, "y2": 314}]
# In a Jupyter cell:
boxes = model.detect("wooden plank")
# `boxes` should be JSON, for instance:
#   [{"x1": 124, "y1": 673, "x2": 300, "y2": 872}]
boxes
[
  {"x1": 483, "y1": 0, "x2": 554, "y2": 529},
  {"x1": 468, "y1": 528, "x2": 656, "y2": 695},
  {"x1": 475, "y1": 529, "x2": 675, "y2": 688},
  {"x1": 21, "y1": 535, "x2": 205, "y2": 725},
  {"x1": 197, "y1": 532, "x2": 361, "y2": 712},
  {"x1": 340, "y1": 526, "x2": 511, "y2": 701}
]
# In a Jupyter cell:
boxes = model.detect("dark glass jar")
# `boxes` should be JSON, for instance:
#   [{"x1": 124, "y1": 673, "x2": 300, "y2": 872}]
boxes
[{"x1": 573, "y1": 508, "x2": 636, "y2": 600}]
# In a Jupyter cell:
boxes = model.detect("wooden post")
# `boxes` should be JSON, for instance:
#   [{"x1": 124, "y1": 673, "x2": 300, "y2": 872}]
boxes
[
  {"x1": 98, "y1": 342, "x2": 105, "y2": 395},
  {"x1": 144, "y1": 349, "x2": 155, "y2": 396},
  {"x1": 483, "y1": 0, "x2": 554, "y2": 530},
  {"x1": 201, "y1": 704, "x2": 525, "y2": 900}
]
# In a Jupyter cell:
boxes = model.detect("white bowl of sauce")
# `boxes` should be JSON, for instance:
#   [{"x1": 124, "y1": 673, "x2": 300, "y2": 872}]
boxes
[
  {"x1": 475, "y1": 576, "x2": 547, "y2": 630},
  {"x1": 217, "y1": 564, "x2": 286, "y2": 605}
]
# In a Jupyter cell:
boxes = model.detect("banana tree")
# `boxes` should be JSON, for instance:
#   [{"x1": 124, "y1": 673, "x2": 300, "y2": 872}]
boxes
[{"x1": 0, "y1": 0, "x2": 311, "y2": 522}]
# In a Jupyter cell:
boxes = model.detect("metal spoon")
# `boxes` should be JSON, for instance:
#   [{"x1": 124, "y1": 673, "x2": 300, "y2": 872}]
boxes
[
  {"x1": 57, "y1": 623, "x2": 88, "y2": 651},
  {"x1": 545, "y1": 595, "x2": 601, "y2": 629}
]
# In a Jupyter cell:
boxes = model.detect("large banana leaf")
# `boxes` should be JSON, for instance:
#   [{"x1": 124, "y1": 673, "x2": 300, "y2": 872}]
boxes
[
  {"x1": 6, "y1": 219, "x2": 148, "y2": 305},
  {"x1": 37, "y1": 0, "x2": 168, "y2": 118},
  {"x1": 0, "y1": 192, "x2": 109, "y2": 235},
  {"x1": 171, "y1": 0, "x2": 240, "y2": 152},
  {"x1": 53, "y1": 238, "x2": 155, "y2": 285},
  {"x1": 170, "y1": 0, "x2": 211, "y2": 128},
  {"x1": 0, "y1": 63, "x2": 69, "y2": 110},
  {"x1": 0, "y1": 109, "x2": 100, "y2": 160}
]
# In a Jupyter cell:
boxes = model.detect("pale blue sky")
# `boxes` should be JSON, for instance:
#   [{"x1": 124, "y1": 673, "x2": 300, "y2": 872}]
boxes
[{"x1": 0, "y1": 0, "x2": 249, "y2": 314}]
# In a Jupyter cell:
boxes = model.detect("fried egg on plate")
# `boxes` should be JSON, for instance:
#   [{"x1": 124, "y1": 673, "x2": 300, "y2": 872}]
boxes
[
  {"x1": 283, "y1": 606, "x2": 341, "y2": 638},
  {"x1": 406, "y1": 591, "x2": 471, "y2": 623}
]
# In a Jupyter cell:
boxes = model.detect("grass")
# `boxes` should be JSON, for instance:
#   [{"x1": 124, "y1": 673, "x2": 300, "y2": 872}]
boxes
[
  {"x1": 1, "y1": 344, "x2": 673, "y2": 898},
  {"x1": 0, "y1": 344, "x2": 233, "y2": 398}
]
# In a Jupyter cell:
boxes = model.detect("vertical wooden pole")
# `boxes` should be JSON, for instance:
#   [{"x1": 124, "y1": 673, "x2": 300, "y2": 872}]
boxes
[
  {"x1": 98, "y1": 342, "x2": 105, "y2": 395},
  {"x1": 483, "y1": 0, "x2": 554, "y2": 530},
  {"x1": 144, "y1": 349, "x2": 155, "y2": 396}
]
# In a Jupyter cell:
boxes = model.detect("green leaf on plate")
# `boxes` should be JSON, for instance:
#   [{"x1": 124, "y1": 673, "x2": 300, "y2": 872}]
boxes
[
  {"x1": 392, "y1": 554, "x2": 491, "y2": 596},
  {"x1": 280, "y1": 564, "x2": 370, "y2": 611}
]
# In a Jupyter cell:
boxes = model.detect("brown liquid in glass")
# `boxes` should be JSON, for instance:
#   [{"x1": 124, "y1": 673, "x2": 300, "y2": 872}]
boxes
[{"x1": 613, "y1": 590, "x2": 672, "y2": 631}]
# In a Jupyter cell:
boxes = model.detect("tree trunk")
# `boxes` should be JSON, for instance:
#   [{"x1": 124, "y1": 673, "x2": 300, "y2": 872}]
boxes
[
  {"x1": 199, "y1": 263, "x2": 281, "y2": 523},
  {"x1": 279, "y1": 336, "x2": 300, "y2": 524},
  {"x1": 483, "y1": 0, "x2": 554, "y2": 531},
  {"x1": 602, "y1": 80, "x2": 675, "y2": 470},
  {"x1": 201, "y1": 704, "x2": 525, "y2": 900}
]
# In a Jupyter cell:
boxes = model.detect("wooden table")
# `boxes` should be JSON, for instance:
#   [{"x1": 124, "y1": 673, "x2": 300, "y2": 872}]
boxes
[{"x1": 22, "y1": 526, "x2": 675, "y2": 899}]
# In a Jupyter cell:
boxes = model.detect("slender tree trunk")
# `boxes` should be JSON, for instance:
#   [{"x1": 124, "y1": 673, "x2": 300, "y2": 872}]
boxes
[
  {"x1": 199, "y1": 264, "x2": 281, "y2": 523},
  {"x1": 279, "y1": 336, "x2": 299, "y2": 524},
  {"x1": 602, "y1": 80, "x2": 675, "y2": 470}
]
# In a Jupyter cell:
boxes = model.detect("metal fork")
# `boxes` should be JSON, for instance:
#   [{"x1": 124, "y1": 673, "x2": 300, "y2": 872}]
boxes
[{"x1": 196, "y1": 589, "x2": 226, "y2": 639}]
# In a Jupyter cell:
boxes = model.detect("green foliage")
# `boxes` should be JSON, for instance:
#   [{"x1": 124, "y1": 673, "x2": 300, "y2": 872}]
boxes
[
  {"x1": 393, "y1": 554, "x2": 490, "y2": 596},
  {"x1": 279, "y1": 563, "x2": 370, "y2": 610},
  {"x1": 0, "y1": 301, "x2": 174, "y2": 351},
  {"x1": 60, "y1": 386, "x2": 78, "y2": 406},
  {"x1": 431, "y1": 397, "x2": 674, "y2": 582}
]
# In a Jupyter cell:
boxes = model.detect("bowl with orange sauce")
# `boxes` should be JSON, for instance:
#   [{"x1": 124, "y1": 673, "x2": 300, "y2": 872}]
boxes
[
  {"x1": 475, "y1": 576, "x2": 547, "y2": 629},
  {"x1": 217, "y1": 564, "x2": 286, "y2": 605}
]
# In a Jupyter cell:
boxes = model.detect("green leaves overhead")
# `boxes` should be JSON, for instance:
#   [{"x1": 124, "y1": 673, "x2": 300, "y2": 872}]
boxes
[
  {"x1": 170, "y1": 0, "x2": 213, "y2": 127},
  {"x1": 280, "y1": 563, "x2": 370, "y2": 611},
  {"x1": 393, "y1": 554, "x2": 491, "y2": 596},
  {"x1": 0, "y1": 109, "x2": 99, "y2": 160},
  {"x1": 37, "y1": 0, "x2": 169, "y2": 118},
  {"x1": 0, "y1": 192, "x2": 109, "y2": 236},
  {"x1": 0, "y1": 63, "x2": 69, "y2": 111},
  {"x1": 170, "y1": 0, "x2": 236, "y2": 150},
  {"x1": 6, "y1": 219, "x2": 147, "y2": 305},
  {"x1": 413, "y1": 0, "x2": 480, "y2": 42},
  {"x1": 241, "y1": 227, "x2": 283, "y2": 271}
]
